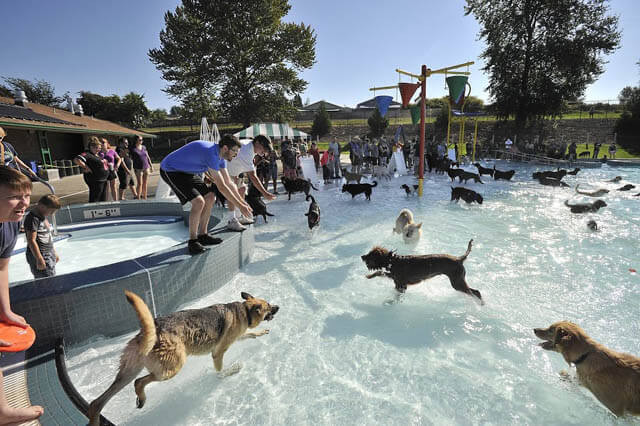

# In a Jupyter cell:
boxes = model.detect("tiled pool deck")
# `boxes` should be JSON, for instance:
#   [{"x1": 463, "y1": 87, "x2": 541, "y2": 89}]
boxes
[{"x1": 2, "y1": 201, "x2": 254, "y2": 425}]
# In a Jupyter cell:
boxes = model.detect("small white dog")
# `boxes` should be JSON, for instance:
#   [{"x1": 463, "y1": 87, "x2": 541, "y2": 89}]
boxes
[
  {"x1": 393, "y1": 209, "x2": 414, "y2": 234},
  {"x1": 402, "y1": 222, "x2": 422, "y2": 244}
]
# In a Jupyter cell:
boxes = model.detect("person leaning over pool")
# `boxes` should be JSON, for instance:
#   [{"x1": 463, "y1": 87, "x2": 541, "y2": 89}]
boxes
[
  {"x1": 0, "y1": 127, "x2": 39, "y2": 180},
  {"x1": 159, "y1": 134, "x2": 252, "y2": 255},
  {"x1": 0, "y1": 166, "x2": 44, "y2": 424}
]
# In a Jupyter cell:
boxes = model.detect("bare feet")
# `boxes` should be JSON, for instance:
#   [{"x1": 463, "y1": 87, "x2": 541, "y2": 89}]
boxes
[{"x1": 0, "y1": 404, "x2": 44, "y2": 425}]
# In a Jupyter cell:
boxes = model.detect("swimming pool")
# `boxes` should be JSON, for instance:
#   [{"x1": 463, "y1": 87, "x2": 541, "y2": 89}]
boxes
[
  {"x1": 67, "y1": 162, "x2": 640, "y2": 425},
  {"x1": 9, "y1": 219, "x2": 189, "y2": 283}
]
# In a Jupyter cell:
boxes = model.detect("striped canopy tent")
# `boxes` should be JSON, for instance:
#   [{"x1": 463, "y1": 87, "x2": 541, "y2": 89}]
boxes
[{"x1": 233, "y1": 122, "x2": 308, "y2": 139}]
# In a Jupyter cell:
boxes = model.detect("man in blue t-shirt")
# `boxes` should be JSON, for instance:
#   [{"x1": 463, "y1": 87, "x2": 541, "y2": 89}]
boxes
[
  {"x1": 160, "y1": 134, "x2": 252, "y2": 255},
  {"x1": 0, "y1": 166, "x2": 44, "y2": 423}
]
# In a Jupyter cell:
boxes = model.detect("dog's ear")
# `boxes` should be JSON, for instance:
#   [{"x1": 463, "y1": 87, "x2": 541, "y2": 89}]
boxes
[
  {"x1": 416, "y1": 222, "x2": 422, "y2": 228},
  {"x1": 241, "y1": 292, "x2": 254, "y2": 300},
  {"x1": 553, "y1": 326, "x2": 573, "y2": 347}
]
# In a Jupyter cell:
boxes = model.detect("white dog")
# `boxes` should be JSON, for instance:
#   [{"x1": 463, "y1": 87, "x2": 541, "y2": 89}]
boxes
[
  {"x1": 393, "y1": 209, "x2": 414, "y2": 234},
  {"x1": 402, "y1": 222, "x2": 422, "y2": 244}
]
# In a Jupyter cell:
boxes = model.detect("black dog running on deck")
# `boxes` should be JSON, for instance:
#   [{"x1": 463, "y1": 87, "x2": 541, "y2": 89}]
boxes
[
  {"x1": 342, "y1": 181, "x2": 378, "y2": 200},
  {"x1": 304, "y1": 194, "x2": 320, "y2": 230},
  {"x1": 361, "y1": 239, "x2": 483, "y2": 304}
]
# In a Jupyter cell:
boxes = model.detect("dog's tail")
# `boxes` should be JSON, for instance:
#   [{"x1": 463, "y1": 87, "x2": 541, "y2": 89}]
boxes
[
  {"x1": 88, "y1": 291, "x2": 155, "y2": 426},
  {"x1": 265, "y1": 211, "x2": 275, "y2": 216},
  {"x1": 125, "y1": 290, "x2": 156, "y2": 356},
  {"x1": 459, "y1": 239, "x2": 473, "y2": 262},
  {"x1": 371, "y1": 181, "x2": 378, "y2": 187},
  {"x1": 306, "y1": 194, "x2": 316, "y2": 203},
  {"x1": 308, "y1": 179, "x2": 319, "y2": 191}
]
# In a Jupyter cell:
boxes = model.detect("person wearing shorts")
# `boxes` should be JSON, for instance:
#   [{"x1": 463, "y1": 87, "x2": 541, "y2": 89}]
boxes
[
  {"x1": 131, "y1": 136, "x2": 153, "y2": 199},
  {"x1": 24, "y1": 194, "x2": 60, "y2": 278},
  {"x1": 116, "y1": 139, "x2": 138, "y2": 200},
  {"x1": 160, "y1": 134, "x2": 251, "y2": 255},
  {"x1": 225, "y1": 135, "x2": 277, "y2": 230},
  {"x1": 100, "y1": 138, "x2": 120, "y2": 201}
]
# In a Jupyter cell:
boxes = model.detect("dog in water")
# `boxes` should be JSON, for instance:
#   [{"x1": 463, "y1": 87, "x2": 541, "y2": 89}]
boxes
[
  {"x1": 246, "y1": 185, "x2": 274, "y2": 223},
  {"x1": 304, "y1": 194, "x2": 320, "y2": 230},
  {"x1": 402, "y1": 222, "x2": 422, "y2": 245},
  {"x1": 493, "y1": 166, "x2": 515, "y2": 181},
  {"x1": 534, "y1": 321, "x2": 640, "y2": 417},
  {"x1": 606, "y1": 176, "x2": 622, "y2": 183},
  {"x1": 473, "y1": 163, "x2": 494, "y2": 177},
  {"x1": 393, "y1": 209, "x2": 414, "y2": 234},
  {"x1": 401, "y1": 184, "x2": 418, "y2": 196},
  {"x1": 361, "y1": 239, "x2": 483, "y2": 304},
  {"x1": 341, "y1": 168, "x2": 364, "y2": 184},
  {"x1": 372, "y1": 165, "x2": 392, "y2": 181},
  {"x1": 451, "y1": 186, "x2": 483, "y2": 204},
  {"x1": 537, "y1": 176, "x2": 569, "y2": 187},
  {"x1": 575, "y1": 184, "x2": 609, "y2": 197},
  {"x1": 564, "y1": 199, "x2": 607, "y2": 213},
  {"x1": 281, "y1": 177, "x2": 318, "y2": 200},
  {"x1": 457, "y1": 170, "x2": 484, "y2": 184},
  {"x1": 587, "y1": 220, "x2": 598, "y2": 231},
  {"x1": 617, "y1": 184, "x2": 636, "y2": 191},
  {"x1": 567, "y1": 167, "x2": 581, "y2": 175},
  {"x1": 342, "y1": 181, "x2": 378, "y2": 200},
  {"x1": 87, "y1": 291, "x2": 279, "y2": 426}
]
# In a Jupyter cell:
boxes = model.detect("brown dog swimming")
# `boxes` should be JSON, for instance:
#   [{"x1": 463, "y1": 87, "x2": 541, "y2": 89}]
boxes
[
  {"x1": 361, "y1": 239, "x2": 483, "y2": 304},
  {"x1": 534, "y1": 321, "x2": 640, "y2": 417},
  {"x1": 88, "y1": 291, "x2": 279, "y2": 425}
]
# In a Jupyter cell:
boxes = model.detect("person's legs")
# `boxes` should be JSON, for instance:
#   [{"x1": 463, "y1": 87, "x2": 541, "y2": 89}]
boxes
[
  {"x1": 98, "y1": 181, "x2": 108, "y2": 202},
  {"x1": 197, "y1": 191, "x2": 216, "y2": 236},
  {"x1": 135, "y1": 169, "x2": 143, "y2": 198},
  {"x1": 189, "y1": 195, "x2": 204, "y2": 240},
  {"x1": 141, "y1": 169, "x2": 149, "y2": 199},
  {"x1": 0, "y1": 370, "x2": 44, "y2": 424},
  {"x1": 109, "y1": 178, "x2": 118, "y2": 201}
]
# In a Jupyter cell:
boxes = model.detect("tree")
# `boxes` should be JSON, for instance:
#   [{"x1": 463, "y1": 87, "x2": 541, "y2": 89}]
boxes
[
  {"x1": 169, "y1": 105, "x2": 184, "y2": 117},
  {"x1": 293, "y1": 94, "x2": 303, "y2": 108},
  {"x1": 0, "y1": 85, "x2": 11, "y2": 97},
  {"x1": 77, "y1": 91, "x2": 149, "y2": 128},
  {"x1": 615, "y1": 60, "x2": 640, "y2": 153},
  {"x1": 465, "y1": 0, "x2": 620, "y2": 128},
  {"x1": 2, "y1": 77, "x2": 65, "y2": 106},
  {"x1": 367, "y1": 108, "x2": 389, "y2": 138},
  {"x1": 149, "y1": 0, "x2": 316, "y2": 127},
  {"x1": 311, "y1": 102, "x2": 331, "y2": 137},
  {"x1": 149, "y1": 108, "x2": 169, "y2": 124}
]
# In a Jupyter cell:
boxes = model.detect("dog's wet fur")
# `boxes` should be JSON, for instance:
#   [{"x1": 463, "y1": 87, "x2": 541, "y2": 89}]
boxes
[
  {"x1": 575, "y1": 184, "x2": 609, "y2": 197},
  {"x1": 537, "y1": 176, "x2": 569, "y2": 187},
  {"x1": 567, "y1": 167, "x2": 581, "y2": 175},
  {"x1": 87, "y1": 291, "x2": 279, "y2": 425},
  {"x1": 493, "y1": 167, "x2": 515, "y2": 181},
  {"x1": 457, "y1": 170, "x2": 484, "y2": 184},
  {"x1": 534, "y1": 321, "x2": 640, "y2": 417},
  {"x1": 401, "y1": 184, "x2": 418, "y2": 196},
  {"x1": 587, "y1": 220, "x2": 598, "y2": 231},
  {"x1": 281, "y1": 177, "x2": 318, "y2": 200},
  {"x1": 393, "y1": 209, "x2": 414, "y2": 235},
  {"x1": 246, "y1": 185, "x2": 274, "y2": 223},
  {"x1": 451, "y1": 186, "x2": 483, "y2": 204},
  {"x1": 361, "y1": 239, "x2": 483, "y2": 304},
  {"x1": 473, "y1": 163, "x2": 494, "y2": 177},
  {"x1": 305, "y1": 194, "x2": 321, "y2": 230},
  {"x1": 617, "y1": 184, "x2": 636, "y2": 191},
  {"x1": 342, "y1": 181, "x2": 378, "y2": 200},
  {"x1": 564, "y1": 199, "x2": 607, "y2": 213}
]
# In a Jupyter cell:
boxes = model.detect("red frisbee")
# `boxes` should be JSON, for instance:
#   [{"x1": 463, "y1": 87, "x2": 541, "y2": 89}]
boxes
[{"x1": 0, "y1": 323, "x2": 36, "y2": 352}]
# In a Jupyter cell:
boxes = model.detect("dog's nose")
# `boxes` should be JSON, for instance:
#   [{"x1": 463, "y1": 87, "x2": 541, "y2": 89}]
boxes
[{"x1": 271, "y1": 305, "x2": 279, "y2": 314}]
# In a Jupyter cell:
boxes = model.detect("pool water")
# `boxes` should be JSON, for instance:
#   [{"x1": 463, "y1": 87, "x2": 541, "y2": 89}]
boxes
[
  {"x1": 9, "y1": 222, "x2": 189, "y2": 283},
  {"x1": 67, "y1": 162, "x2": 640, "y2": 425}
]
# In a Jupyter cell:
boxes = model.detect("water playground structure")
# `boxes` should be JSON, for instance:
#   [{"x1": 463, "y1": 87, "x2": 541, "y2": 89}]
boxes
[{"x1": 370, "y1": 61, "x2": 474, "y2": 196}]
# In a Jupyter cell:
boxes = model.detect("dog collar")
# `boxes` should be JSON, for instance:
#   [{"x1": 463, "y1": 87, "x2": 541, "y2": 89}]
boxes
[{"x1": 571, "y1": 351, "x2": 593, "y2": 365}]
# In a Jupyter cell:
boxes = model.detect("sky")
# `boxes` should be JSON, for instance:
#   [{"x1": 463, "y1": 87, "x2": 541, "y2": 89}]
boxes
[{"x1": 1, "y1": 0, "x2": 639, "y2": 112}]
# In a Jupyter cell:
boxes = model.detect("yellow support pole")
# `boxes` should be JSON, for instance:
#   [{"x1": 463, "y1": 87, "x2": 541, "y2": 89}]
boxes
[
  {"x1": 446, "y1": 104, "x2": 452, "y2": 156},
  {"x1": 473, "y1": 118, "x2": 479, "y2": 162}
]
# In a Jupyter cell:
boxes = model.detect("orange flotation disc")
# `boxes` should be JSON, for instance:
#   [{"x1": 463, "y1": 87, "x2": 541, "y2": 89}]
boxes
[{"x1": 0, "y1": 323, "x2": 36, "y2": 352}]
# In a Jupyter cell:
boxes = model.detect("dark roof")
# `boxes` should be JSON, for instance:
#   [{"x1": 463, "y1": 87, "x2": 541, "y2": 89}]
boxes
[
  {"x1": 356, "y1": 97, "x2": 402, "y2": 109},
  {"x1": 0, "y1": 102, "x2": 79, "y2": 126},
  {"x1": 299, "y1": 100, "x2": 345, "y2": 112}
]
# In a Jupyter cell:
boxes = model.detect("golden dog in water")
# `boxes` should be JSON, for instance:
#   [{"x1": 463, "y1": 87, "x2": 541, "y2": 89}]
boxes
[
  {"x1": 534, "y1": 321, "x2": 640, "y2": 417},
  {"x1": 88, "y1": 291, "x2": 279, "y2": 425}
]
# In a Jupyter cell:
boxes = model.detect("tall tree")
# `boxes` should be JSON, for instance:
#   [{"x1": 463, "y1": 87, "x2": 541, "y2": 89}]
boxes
[
  {"x1": 614, "y1": 59, "x2": 640, "y2": 153},
  {"x1": 2, "y1": 77, "x2": 65, "y2": 106},
  {"x1": 149, "y1": 0, "x2": 316, "y2": 127},
  {"x1": 293, "y1": 94, "x2": 303, "y2": 108},
  {"x1": 465, "y1": 0, "x2": 620, "y2": 127},
  {"x1": 78, "y1": 91, "x2": 149, "y2": 128},
  {"x1": 367, "y1": 108, "x2": 389, "y2": 138},
  {"x1": 311, "y1": 102, "x2": 331, "y2": 137}
]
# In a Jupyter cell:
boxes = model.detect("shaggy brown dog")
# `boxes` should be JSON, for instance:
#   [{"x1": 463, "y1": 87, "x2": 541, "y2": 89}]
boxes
[
  {"x1": 360, "y1": 239, "x2": 483, "y2": 304},
  {"x1": 564, "y1": 199, "x2": 607, "y2": 213},
  {"x1": 534, "y1": 321, "x2": 640, "y2": 417},
  {"x1": 342, "y1": 181, "x2": 378, "y2": 200},
  {"x1": 87, "y1": 291, "x2": 279, "y2": 425}
]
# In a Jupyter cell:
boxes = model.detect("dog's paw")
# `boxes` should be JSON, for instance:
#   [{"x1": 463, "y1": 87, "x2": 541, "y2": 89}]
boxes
[
  {"x1": 218, "y1": 362, "x2": 243, "y2": 378},
  {"x1": 559, "y1": 370, "x2": 572, "y2": 381},
  {"x1": 136, "y1": 396, "x2": 146, "y2": 409}
]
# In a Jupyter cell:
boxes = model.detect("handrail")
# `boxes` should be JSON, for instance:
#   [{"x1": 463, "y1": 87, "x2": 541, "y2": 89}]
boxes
[{"x1": 491, "y1": 149, "x2": 587, "y2": 166}]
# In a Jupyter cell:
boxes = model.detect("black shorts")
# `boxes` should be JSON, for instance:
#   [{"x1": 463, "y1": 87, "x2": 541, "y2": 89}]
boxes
[
  {"x1": 117, "y1": 169, "x2": 135, "y2": 189},
  {"x1": 160, "y1": 169, "x2": 212, "y2": 205},
  {"x1": 107, "y1": 169, "x2": 117, "y2": 181}
]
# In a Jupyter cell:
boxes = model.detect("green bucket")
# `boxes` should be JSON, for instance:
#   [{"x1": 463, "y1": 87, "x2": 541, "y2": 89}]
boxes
[
  {"x1": 446, "y1": 76, "x2": 468, "y2": 106},
  {"x1": 410, "y1": 104, "x2": 421, "y2": 125}
]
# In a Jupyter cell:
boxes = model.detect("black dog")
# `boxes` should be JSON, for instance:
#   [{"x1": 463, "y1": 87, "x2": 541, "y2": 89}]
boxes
[
  {"x1": 457, "y1": 170, "x2": 483, "y2": 184},
  {"x1": 587, "y1": 220, "x2": 598, "y2": 231},
  {"x1": 342, "y1": 181, "x2": 378, "y2": 201},
  {"x1": 617, "y1": 184, "x2": 636, "y2": 191},
  {"x1": 564, "y1": 199, "x2": 607, "y2": 213},
  {"x1": 360, "y1": 239, "x2": 483, "y2": 304},
  {"x1": 567, "y1": 167, "x2": 581, "y2": 175},
  {"x1": 451, "y1": 186, "x2": 483, "y2": 204},
  {"x1": 304, "y1": 195, "x2": 320, "y2": 230},
  {"x1": 401, "y1": 184, "x2": 419, "y2": 196},
  {"x1": 473, "y1": 163, "x2": 494, "y2": 177},
  {"x1": 537, "y1": 176, "x2": 569, "y2": 187},
  {"x1": 493, "y1": 166, "x2": 515, "y2": 181},
  {"x1": 281, "y1": 177, "x2": 319, "y2": 201},
  {"x1": 447, "y1": 167, "x2": 463, "y2": 182},
  {"x1": 533, "y1": 169, "x2": 567, "y2": 181},
  {"x1": 246, "y1": 185, "x2": 274, "y2": 223}
]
